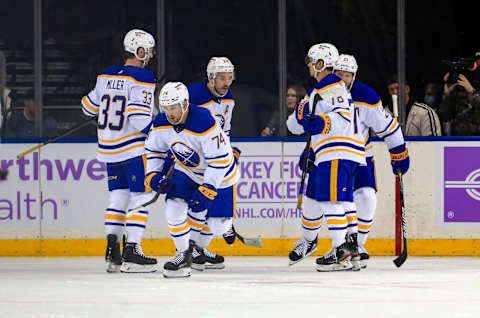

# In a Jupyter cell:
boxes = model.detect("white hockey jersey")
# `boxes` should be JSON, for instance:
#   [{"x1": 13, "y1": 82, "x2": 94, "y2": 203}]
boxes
[
  {"x1": 187, "y1": 82, "x2": 235, "y2": 140},
  {"x1": 144, "y1": 105, "x2": 239, "y2": 189},
  {"x1": 287, "y1": 73, "x2": 366, "y2": 165},
  {"x1": 351, "y1": 81, "x2": 405, "y2": 157},
  {"x1": 81, "y1": 65, "x2": 155, "y2": 163}
]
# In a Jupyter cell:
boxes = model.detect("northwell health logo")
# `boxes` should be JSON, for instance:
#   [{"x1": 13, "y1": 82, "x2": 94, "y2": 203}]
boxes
[{"x1": 444, "y1": 168, "x2": 480, "y2": 201}]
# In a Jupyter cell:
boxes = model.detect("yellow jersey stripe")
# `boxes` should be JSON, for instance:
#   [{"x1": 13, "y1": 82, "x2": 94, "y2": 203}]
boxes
[
  {"x1": 313, "y1": 136, "x2": 365, "y2": 148},
  {"x1": 314, "y1": 80, "x2": 343, "y2": 93},
  {"x1": 82, "y1": 96, "x2": 99, "y2": 113},
  {"x1": 330, "y1": 160, "x2": 338, "y2": 201},
  {"x1": 184, "y1": 122, "x2": 218, "y2": 136},
  {"x1": 315, "y1": 148, "x2": 366, "y2": 159},
  {"x1": 98, "y1": 132, "x2": 144, "y2": 143},
  {"x1": 98, "y1": 143, "x2": 144, "y2": 155},
  {"x1": 355, "y1": 101, "x2": 382, "y2": 108}
]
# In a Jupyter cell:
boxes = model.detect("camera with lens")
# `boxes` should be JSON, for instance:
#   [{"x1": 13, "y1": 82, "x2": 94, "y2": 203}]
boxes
[{"x1": 441, "y1": 58, "x2": 476, "y2": 84}]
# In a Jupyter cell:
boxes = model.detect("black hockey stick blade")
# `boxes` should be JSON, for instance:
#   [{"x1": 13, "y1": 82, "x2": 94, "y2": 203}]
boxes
[
  {"x1": 236, "y1": 232, "x2": 263, "y2": 247},
  {"x1": 393, "y1": 238, "x2": 407, "y2": 267}
]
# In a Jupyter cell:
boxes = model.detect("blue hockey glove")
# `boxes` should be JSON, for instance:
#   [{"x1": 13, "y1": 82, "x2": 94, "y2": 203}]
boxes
[
  {"x1": 299, "y1": 113, "x2": 330, "y2": 135},
  {"x1": 389, "y1": 144, "x2": 410, "y2": 175},
  {"x1": 188, "y1": 183, "x2": 217, "y2": 213},
  {"x1": 145, "y1": 172, "x2": 172, "y2": 194},
  {"x1": 298, "y1": 147, "x2": 315, "y2": 173}
]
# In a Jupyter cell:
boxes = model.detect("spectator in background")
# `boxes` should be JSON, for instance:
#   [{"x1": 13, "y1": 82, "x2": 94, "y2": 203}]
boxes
[
  {"x1": 387, "y1": 76, "x2": 441, "y2": 136},
  {"x1": 261, "y1": 84, "x2": 306, "y2": 136},
  {"x1": 423, "y1": 82, "x2": 442, "y2": 111},
  {"x1": 4, "y1": 89, "x2": 58, "y2": 138},
  {"x1": 438, "y1": 72, "x2": 480, "y2": 136}
]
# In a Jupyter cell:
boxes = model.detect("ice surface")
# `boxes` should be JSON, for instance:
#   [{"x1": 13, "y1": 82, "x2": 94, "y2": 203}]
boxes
[{"x1": 0, "y1": 256, "x2": 479, "y2": 318}]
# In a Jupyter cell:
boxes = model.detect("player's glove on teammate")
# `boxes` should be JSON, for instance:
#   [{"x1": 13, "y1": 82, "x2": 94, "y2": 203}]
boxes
[
  {"x1": 298, "y1": 148, "x2": 315, "y2": 173},
  {"x1": 389, "y1": 144, "x2": 410, "y2": 175},
  {"x1": 232, "y1": 146, "x2": 241, "y2": 162},
  {"x1": 145, "y1": 172, "x2": 172, "y2": 194},
  {"x1": 299, "y1": 113, "x2": 330, "y2": 136},
  {"x1": 188, "y1": 183, "x2": 217, "y2": 212}
]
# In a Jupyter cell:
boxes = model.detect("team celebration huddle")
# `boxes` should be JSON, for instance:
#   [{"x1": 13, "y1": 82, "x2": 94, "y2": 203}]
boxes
[{"x1": 81, "y1": 28, "x2": 410, "y2": 278}]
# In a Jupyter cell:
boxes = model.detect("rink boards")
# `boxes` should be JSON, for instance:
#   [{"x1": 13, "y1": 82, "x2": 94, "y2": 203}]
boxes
[{"x1": 1, "y1": 140, "x2": 480, "y2": 256}]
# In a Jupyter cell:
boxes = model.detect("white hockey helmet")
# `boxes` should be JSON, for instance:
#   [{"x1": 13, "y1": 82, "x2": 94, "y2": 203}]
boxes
[
  {"x1": 158, "y1": 82, "x2": 189, "y2": 125},
  {"x1": 334, "y1": 54, "x2": 358, "y2": 74},
  {"x1": 334, "y1": 54, "x2": 358, "y2": 89},
  {"x1": 207, "y1": 57, "x2": 235, "y2": 78},
  {"x1": 123, "y1": 29, "x2": 155, "y2": 63},
  {"x1": 306, "y1": 43, "x2": 339, "y2": 77}
]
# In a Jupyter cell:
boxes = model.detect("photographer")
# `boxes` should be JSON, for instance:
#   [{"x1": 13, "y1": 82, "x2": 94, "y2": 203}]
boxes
[{"x1": 438, "y1": 72, "x2": 480, "y2": 136}]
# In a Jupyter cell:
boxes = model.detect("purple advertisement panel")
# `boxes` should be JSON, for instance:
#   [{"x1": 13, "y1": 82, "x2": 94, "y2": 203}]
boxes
[{"x1": 444, "y1": 147, "x2": 480, "y2": 222}]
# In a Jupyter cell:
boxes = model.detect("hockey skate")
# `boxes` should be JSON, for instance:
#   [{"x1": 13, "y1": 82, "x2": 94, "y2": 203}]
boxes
[
  {"x1": 316, "y1": 242, "x2": 353, "y2": 272},
  {"x1": 288, "y1": 237, "x2": 318, "y2": 266},
  {"x1": 191, "y1": 245, "x2": 206, "y2": 271},
  {"x1": 346, "y1": 233, "x2": 361, "y2": 271},
  {"x1": 203, "y1": 248, "x2": 225, "y2": 269},
  {"x1": 120, "y1": 242, "x2": 157, "y2": 273},
  {"x1": 105, "y1": 234, "x2": 122, "y2": 273},
  {"x1": 222, "y1": 224, "x2": 236, "y2": 245},
  {"x1": 359, "y1": 246, "x2": 369, "y2": 269},
  {"x1": 163, "y1": 248, "x2": 193, "y2": 278}
]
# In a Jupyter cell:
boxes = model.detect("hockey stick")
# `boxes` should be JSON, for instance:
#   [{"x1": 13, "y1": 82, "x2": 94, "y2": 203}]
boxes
[
  {"x1": 16, "y1": 116, "x2": 97, "y2": 159},
  {"x1": 393, "y1": 171, "x2": 407, "y2": 267},
  {"x1": 126, "y1": 162, "x2": 176, "y2": 217},
  {"x1": 231, "y1": 225, "x2": 263, "y2": 247},
  {"x1": 297, "y1": 93, "x2": 321, "y2": 209},
  {"x1": 391, "y1": 94, "x2": 408, "y2": 267}
]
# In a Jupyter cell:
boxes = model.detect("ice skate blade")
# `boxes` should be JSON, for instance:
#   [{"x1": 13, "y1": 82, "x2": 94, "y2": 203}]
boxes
[
  {"x1": 359, "y1": 260, "x2": 367, "y2": 269},
  {"x1": 120, "y1": 262, "x2": 157, "y2": 273},
  {"x1": 106, "y1": 262, "x2": 121, "y2": 273},
  {"x1": 163, "y1": 267, "x2": 191, "y2": 278},
  {"x1": 350, "y1": 259, "x2": 362, "y2": 271},
  {"x1": 316, "y1": 260, "x2": 353, "y2": 272},
  {"x1": 191, "y1": 263, "x2": 205, "y2": 271},
  {"x1": 288, "y1": 246, "x2": 318, "y2": 266},
  {"x1": 205, "y1": 263, "x2": 225, "y2": 269}
]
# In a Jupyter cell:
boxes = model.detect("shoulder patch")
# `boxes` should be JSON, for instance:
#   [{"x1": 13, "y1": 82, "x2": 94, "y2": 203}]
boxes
[
  {"x1": 188, "y1": 82, "x2": 215, "y2": 106},
  {"x1": 352, "y1": 81, "x2": 381, "y2": 107},
  {"x1": 123, "y1": 66, "x2": 156, "y2": 84}
]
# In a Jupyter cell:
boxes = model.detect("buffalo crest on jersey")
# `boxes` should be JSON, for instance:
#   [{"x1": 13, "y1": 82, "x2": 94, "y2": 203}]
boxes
[{"x1": 171, "y1": 141, "x2": 201, "y2": 167}]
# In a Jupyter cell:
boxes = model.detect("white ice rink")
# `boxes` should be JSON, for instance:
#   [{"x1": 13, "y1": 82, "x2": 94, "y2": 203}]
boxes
[{"x1": 1, "y1": 256, "x2": 479, "y2": 318}]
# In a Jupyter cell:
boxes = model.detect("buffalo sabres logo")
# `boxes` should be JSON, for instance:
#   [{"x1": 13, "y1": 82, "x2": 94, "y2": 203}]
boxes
[
  {"x1": 171, "y1": 141, "x2": 201, "y2": 168},
  {"x1": 215, "y1": 113, "x2": 226, "y2": 130}
]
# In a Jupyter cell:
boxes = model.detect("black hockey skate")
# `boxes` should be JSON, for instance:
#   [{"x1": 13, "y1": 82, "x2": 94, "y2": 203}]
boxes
[
  {"x1": 120, "y1": 242, "x2": 157, "y2": 273},
  {"x1": 203, "y1": 248, "x2": 225, "y2": 269},
  {"x1": 222, "y1": 224, "x2": 236, "y2": 245},
  {"x1": 346, "y1": 233, "x2": 361, "y2": 271},
  {"x1": 316, "y1": 242, "x2": 352, "y2": 272},
  {"x1": 191, "y1": 244, "x2": 206, "y2": 271},
  {"x1": 163, "y1": 246, "x2": 193, "y2": 278},
  {"x1": 288, "y1": 236, "x2": 318, "y2": 266},
  {"x1": 105, "y1": 234, "x2": 122, "y2": 273}
]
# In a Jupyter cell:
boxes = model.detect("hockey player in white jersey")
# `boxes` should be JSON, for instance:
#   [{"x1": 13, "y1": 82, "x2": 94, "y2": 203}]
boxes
[
  {"x1": 81, "y1": 29, "x2": 157, "y2": 273},
  {"x1": 286, "y1": 43, "x2": 365, "y2": 271},
  {"x1": 144, "y1": 82, "x2": 239, "y2": 278},
  {"x1": 333, "y1": 54, "x2": 410, "y2": 268},
  {"x1": 186, "y1": 57, "x2": 240, "y2": 263}
]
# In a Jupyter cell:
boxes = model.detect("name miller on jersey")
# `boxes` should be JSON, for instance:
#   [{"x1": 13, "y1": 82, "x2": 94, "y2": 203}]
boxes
[{"x1": 106, "y1": 79, "x2": 125, "y2": 90}]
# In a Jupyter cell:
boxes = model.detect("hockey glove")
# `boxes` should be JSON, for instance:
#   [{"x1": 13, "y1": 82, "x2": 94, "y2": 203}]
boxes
[
  {"x1": 145, "y1": 172, "x2": 172, "y2": 194},
  {"x1": 161, "y1": 150, "x2": 175, "y2": 175},
  {"x1": 188, "y1": 183, "x2": 217, "y2": 213},
  {"x1": 298, "y1": 147, "x2": 315, "y2": 173},
  {"x1": 299, "y1": 113, "x2": 330, "y2": 136},
  {"x1": 389, "y1": 144, "x2": 410, "y2": 175},
  {"x1": 232, "y1": 146, "x2": 241, "y2": 162}
]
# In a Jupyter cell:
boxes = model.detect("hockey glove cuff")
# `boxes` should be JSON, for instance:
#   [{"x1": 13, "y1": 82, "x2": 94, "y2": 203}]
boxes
[
  {"x1": 145, "y1": 172, "x2": 171, "y2": 194},
  {"x1": 389, "y1": 144, "x2": 410, "y2": 175},
  {"x1": 188, "y1": 183, "x2": 217, "y2": 213}
]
